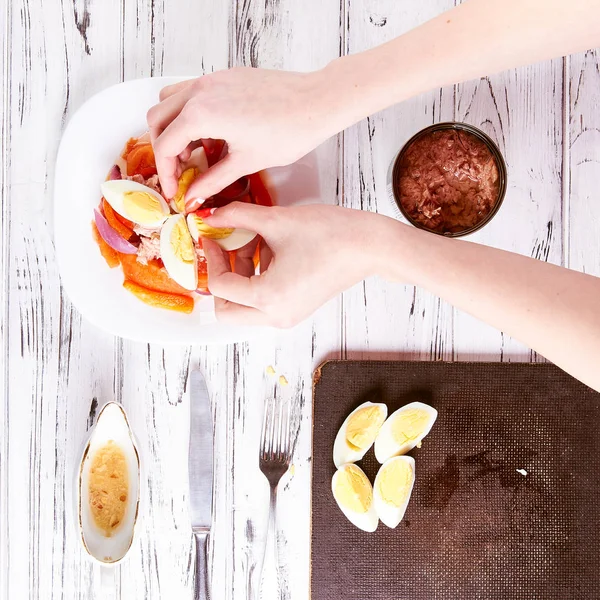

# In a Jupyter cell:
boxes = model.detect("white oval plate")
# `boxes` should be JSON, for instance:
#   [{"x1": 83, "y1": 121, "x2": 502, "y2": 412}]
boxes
[{"x1": 54, "y1": 77, "x2": 322, "y2": 344}]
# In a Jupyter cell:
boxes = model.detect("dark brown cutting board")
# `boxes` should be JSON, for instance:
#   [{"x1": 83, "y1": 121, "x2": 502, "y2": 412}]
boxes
[{"x1": 311, "y1": 361, "x2": 600, "y2": 600}]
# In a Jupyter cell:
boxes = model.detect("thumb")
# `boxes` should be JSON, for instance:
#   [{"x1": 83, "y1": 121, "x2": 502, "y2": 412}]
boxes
[
  {"x1": 203, "y1": 201, "x2": 277, "y2": 237},
  {"x1": 185, "y1": 154, "x2": 245, "y2": 206}
]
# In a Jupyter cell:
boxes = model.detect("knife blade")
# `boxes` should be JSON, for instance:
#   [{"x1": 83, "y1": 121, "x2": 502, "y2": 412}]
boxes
[{"x1": 188, "y1": 370, "x2": 214, "y2": 599}]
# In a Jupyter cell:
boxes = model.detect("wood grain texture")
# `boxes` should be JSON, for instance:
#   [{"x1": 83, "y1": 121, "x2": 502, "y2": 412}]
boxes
[
  {"x1": 568, "y1": 50, "x2": 600, "y2": 275},
  {"x1": 342, "y1": 0, "x2": 456, "y2": 361},
  {"x1": 2, "y1": 0, "x2": 599, "y2": 599},
  {"x1": 230, "y1": 2, "x2": 341, "y2": 598},
  {"x1": 448, "y1": 60, "x2": 565, "y2": 362}
]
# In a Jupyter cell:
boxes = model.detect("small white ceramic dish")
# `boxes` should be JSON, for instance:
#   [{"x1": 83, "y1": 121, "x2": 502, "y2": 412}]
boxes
[
  {"x1": 54, "y1": 77, "x2": 322, "y2": 344},
  {"x1": 76, "y1": 402, "x2": 141, "y2": 566}
]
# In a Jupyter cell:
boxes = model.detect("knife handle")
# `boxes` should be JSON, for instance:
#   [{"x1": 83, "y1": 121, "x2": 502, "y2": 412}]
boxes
[{"x1": 193, "y1": 530, "x2": 210, "y2": 600}]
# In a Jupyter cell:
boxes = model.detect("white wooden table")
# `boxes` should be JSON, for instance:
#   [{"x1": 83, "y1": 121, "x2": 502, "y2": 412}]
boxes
[{"x1": 1, "y1": 0, "x2": 599, "y2": 598}]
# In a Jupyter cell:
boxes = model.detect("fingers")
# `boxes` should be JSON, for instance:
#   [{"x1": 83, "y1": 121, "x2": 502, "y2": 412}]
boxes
[
  {"x1": 202, "y1": 201, "x2": 278, "y2": 238},
  {"x1": 234, "y1": 238, "x2": 260, "y2": 278},
  {"x1": 259, "y1": 241, "x2": 273, "y2": 273},
  {"x1": 184, "y1": 154, "x2": 245, "y2": 206},
  {"x1": 152, "y1": 110, "x2": 200, "y2": 198},
  {"x1": 213, "y1": 298, "x2": 271, "y2": 326},
  {"x1": 159, "y1": 78, "x2": 195, "y2": 101},
  {"x1": 204, "y1": 239, "x2": 261, "y2": 307}
]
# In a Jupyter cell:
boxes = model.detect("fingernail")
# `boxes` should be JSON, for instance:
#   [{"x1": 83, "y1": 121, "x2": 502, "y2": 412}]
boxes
[{"x1": 209, "y1": 207, "x2": 217, "y2": 215}]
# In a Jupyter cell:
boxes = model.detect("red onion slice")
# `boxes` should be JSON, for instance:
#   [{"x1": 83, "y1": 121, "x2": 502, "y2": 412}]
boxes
[
  {"x1": 108, "y1": 165, "x2": 122, "y2": 180},
  {"x1": 94, "y1": 209, "x2": 138, "y2": 254}
]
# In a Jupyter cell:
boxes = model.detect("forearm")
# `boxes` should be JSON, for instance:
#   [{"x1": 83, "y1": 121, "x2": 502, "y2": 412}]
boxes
[
  {"x1": 322, "y1": 0, "x2": 600, "y2": 129},
  {"x1": 375, "y1": 221, "x2": 600, "y2": 391}
]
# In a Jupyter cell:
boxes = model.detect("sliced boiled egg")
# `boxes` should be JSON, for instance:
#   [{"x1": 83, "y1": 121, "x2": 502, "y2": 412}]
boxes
[
  {"x1": 332, "y1": 464, "x2": 378, "y2": 532},
  {"x1": 186, "y1": 212, "x2": 257, "y2": 251},
  {"x1": 160, "y1": 214, "x2": 198, "y2": 291},
  {"x1": 333, "y1": 401, "x2": 387, "y2": 468},
  {"x1": 374, "y1": 402, "x2": 437, "y2": 464},
  {"x1": 101, "y1": 180, "x2": 170, "y2": 228},
  {"x1": 373, "y1": 456, "x2": 415, "y2": 528},
  {"x1": 171, "y1": 167, "x2": 199, "y2": 214}
]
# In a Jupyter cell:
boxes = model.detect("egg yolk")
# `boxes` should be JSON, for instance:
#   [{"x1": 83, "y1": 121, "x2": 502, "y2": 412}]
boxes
[
  {"x1": 88, "y1": 440, "x2": 129, "y2": 537},
  {"x1": 334, "y1": 465, "x2": 373, "y2": 513},
  {"x1": 190, "y1": 215, "x2": 234, "y2": 240},
  {"x1": 173, "y1": 167, "x2": 198, "y2": 213},
  {"x1": 391, "y1": 408, "x2": 430, "y2": 446},
  {"x1": 123, "y1": 191, "x2": 164, "y2": 223},
  {"x1": 345, "y1": 406, "x2": 386, "y2": 450},
  {"x1": 377, "y1": 459, "x2": 414, "y2": 507},
  {"x1": 170, "y1": 219, "x2": 195, "y2": 263}
]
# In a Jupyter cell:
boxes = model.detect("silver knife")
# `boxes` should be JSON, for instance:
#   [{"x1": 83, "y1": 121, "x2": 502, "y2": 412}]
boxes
[{"x1": 189, "y1": 370, "x2": 214, "y2": 599}]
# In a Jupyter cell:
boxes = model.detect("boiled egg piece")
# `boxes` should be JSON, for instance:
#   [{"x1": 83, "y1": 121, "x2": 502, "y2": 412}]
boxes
[
  {"x1": 186, "y1": 212, "x2": 257, "y2": 251},
  {"x1": 101, "y1": 180, "x2": 170, "y2": 227},
  {"x1": 78, "y1": 402, "x2": 140, "y2": 564},
  {"x1": 374, "y1": 402, "x2": 437, "y2": 464},
  {"x1": 160, "y1": 214, "x2": 198, "y2": 291},
  {"x1": 331, "y1": 464, "x2": 378, "y2": 532},
  {"x1": 333, "y1": 401, "x2": 387, "y2": 468},
  {"x1": 171, "y1": 167, "x2": 199, "y2": 213},
  {"x1": 373, "y1": 456, "x2": 415, "y2": 528}
]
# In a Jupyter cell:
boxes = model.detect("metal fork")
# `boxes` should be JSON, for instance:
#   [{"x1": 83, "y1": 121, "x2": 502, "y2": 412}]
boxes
[{"x1": 256, "y1": 396, "x2": 293, "y2": 596}]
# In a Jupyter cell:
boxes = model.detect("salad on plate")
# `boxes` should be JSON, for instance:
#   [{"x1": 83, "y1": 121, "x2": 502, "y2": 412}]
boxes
[{"x1": 91, "y1": 134, "x2": 273, "y2": 314}]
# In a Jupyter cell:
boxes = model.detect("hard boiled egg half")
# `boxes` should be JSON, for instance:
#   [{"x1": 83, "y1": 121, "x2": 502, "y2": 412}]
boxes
[
  {"x1": 374, "y1": 402, "x2": 438, "y2": 464},
  {"x1": 187, "y1": 212, "x2": 257, "y2": 252},
  {"x1": 332, "y1": 464, "x2": 378, "y2": 532},
  {"x1": 101, "y1": 180, "x2": 170, "y2": 228},
  {"x1": 333, "y1": 401, "x2": 387, "y2": 468},
  {"x1": 373, "y1": 456, "x2": 415, "y2": 528},
  {"x1": 160, "y1": 214, "x2": 198, "y2": 291}
]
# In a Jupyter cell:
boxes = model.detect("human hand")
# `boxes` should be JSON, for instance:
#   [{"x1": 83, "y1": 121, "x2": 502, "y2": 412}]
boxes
[
  {"x1": 201, "y1": 202, "x2": 391, "y2": 328},
  {"x1": 146, "y1": 68, "x2": 339, "y2": 207}
]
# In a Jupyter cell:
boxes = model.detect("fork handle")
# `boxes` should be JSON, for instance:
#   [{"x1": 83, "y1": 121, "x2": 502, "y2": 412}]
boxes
[{"x1": 255, "y1": 485, "x2": 278, "y2": 598}]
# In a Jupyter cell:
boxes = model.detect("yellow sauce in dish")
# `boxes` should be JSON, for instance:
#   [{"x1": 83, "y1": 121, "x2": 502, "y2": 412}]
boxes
[{"x1": 88, "y1": 440, "x2": 129, "y2": 536}]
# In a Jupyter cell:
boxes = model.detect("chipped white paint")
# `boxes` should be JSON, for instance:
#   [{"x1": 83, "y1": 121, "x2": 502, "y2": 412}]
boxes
[{"x1": 1, "y1": 1, "x2": 599, "y2": 600}]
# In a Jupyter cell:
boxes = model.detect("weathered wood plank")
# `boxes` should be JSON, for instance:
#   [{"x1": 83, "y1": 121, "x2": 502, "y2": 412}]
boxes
[
  {"x1": 342, "y1": 0, "x2": 455, "y2": 361},
  {"x1": 448, "y1": 60, "x2": 564, "y2": 362},
  {"x1": 118, "y1": 2, "x2": 233, "y2": 599},
  {"x1": 567, "y1": 50, "x2": 600, "y2": 276},
  {"x1": 231, "y1": 1, "x2": 342, "y2": 598},
  {"x1": 1, "y1": 1, "x2": 11, "y2": 597},
  {"x1": 4, "y1": 2, "x2": 123, "y2": 599}
]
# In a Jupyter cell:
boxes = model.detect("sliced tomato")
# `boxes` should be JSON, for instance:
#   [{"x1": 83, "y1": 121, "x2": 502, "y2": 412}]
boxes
[
  {"x1": 201, "y1": 139, "x2": 227, "y2": 167},
  {"x1": 102, "y1": 199, "x2": 134, "y2": 240},
  {"x1": 249, "y1": 172, "x2": 273, "y2": 207},
  {"x1": 92, "y1": 221, "x2": 120, "y2": 268},
  {"x1": 217, "y1": 176, "x2": 249, "y2": 201},
  {"x1": 123, "y1": 280, "x2": 194, "y2": 314},
  {"x1": 121, "y1": 137, "x2": 139, "y2": 159},
  {"x1": 126, "y1": 143, "x2": 157, "y2": 177},
  {"x1": 120, "y1": 254, "x2": 190, "y2": 295},
  {"x1": 198, "y1": 260, "x2": 208, "y2": 289}
]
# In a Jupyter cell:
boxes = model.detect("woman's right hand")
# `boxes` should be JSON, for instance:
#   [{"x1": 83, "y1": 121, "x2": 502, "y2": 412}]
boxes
[{"x1": 146, "y1": 67, "x2": 340, "y2": 208}]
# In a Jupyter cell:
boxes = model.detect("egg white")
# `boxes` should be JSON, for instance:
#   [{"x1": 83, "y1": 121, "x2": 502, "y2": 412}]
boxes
[
  {"x1": 101, "y1": 180, "x2": 170, "y2": 227},
  {"x1": 160, "y1": 214, "x2": 198, "y2": 291},
  {"x1": 331, "y1": 464, "x2": 379, "y2": 533},
  {"x1": 373, "y1": 456, "x2": 415, "y2": 529},
  {"x1": 374, "y1": 402, "x2": 438, "y2": 464},
  {"x1": 186, "y1": 213, "x2": 257, "y2": 251},
  {"x1": 333, "y1": 401, "x2": 388, "y2": 468}
]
